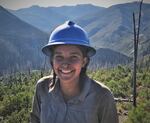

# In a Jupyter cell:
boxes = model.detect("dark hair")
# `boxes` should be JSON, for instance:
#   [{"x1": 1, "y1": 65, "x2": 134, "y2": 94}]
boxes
[{"x1": 49, "y1": 45, "x2": 90, "y2": 88}]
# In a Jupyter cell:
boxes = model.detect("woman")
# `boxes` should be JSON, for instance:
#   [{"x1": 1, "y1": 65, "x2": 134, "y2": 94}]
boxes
[{"x1": 30, "y1": 21, "x2": 118, "y2": 123}]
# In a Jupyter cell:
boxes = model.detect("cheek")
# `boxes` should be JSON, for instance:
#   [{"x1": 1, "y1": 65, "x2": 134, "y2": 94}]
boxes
[
  {"x1": 75, "y1": 63, "x2": 84, "y2": 72},
  {"x1": 52, "y1": 62, "x2": 59, "y2": 72}
]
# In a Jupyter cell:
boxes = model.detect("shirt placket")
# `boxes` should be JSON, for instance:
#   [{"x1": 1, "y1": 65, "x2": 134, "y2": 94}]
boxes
[
  {"x1": 63, "y1": 102, "x2": 70, "y2": 123},
  {"x1": 52, "y1": 86, "x2": 69, "y2": 123},
  {"x1": 54, "y1": 102, "x2": 67, "y2": 123}
]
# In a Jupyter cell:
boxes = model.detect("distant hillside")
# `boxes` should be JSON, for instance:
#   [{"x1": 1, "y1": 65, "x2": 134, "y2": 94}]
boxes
[
  {"x1": 8, "y1": 5, "x2": 67, "y2": 33},
  {"x1": 89, "y1": 48, "x2": 131, "y2": 70},
  {"x1": 8, "y1": 2, "x2": 150, "y2": 57},
  {"x1": 78, "y1": 2, "x2": 150, "y2": 57},
  {"x1": 50, "y1": 4, "x2": 104, "y2": 20},
  {"x1": 0, "y1": 5, "x2": 131, "y2": 73},
  {"x1": 0, "y1": 2, "x2": 149, "y2": 73},
  {"x1": 0, "y1": 6, "x2": 48, "y2": 73},
  {"x1": 9, "y1": 4, "x2": 104, "y2": 32}
]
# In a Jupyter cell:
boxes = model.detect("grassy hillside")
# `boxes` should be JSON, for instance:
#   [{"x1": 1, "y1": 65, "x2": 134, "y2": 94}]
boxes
[{"x1": 0, "y1": 65, "x2": 149, "y2": 123}]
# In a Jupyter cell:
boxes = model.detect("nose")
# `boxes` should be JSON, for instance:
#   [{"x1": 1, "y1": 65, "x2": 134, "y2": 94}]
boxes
[
  {"x1": 62, "y1": 63, "x2": 69, "y2": 68},
  {"x1": 61, "y1": 59, "x2": 71, "y2": 68}
]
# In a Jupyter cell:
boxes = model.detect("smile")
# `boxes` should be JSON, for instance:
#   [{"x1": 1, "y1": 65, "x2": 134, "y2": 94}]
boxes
[{"x1": 59, "y1": 69, "x2": 73, "y2": 74}]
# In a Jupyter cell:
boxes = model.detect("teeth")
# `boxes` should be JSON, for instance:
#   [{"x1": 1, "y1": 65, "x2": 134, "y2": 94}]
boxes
[{"x1": 61, "y1": 70, "x2": 72, "y2": 74}]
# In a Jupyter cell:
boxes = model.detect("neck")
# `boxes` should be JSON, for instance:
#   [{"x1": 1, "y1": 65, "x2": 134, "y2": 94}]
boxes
[{"x1": 60, "y1": 80, "x2": 81, "y2": 101}]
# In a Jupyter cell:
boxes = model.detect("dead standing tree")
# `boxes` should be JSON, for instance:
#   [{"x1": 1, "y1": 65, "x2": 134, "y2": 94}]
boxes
[{"x1": 132, "y1": 0, "x2": 143, "y2": 107}]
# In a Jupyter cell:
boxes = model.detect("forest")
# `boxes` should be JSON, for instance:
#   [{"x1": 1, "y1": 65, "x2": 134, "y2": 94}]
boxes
[{"x1": 0, "y1": 62, "x2": 149, "y2": 123}]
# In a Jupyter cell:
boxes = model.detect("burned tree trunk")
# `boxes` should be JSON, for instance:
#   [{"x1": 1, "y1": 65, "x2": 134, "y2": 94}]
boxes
[{"x1": 132, "y1": 0, "x2": 143, "y2": 107}]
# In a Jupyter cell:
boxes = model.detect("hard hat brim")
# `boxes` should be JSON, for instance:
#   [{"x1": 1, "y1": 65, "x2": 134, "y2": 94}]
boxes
[{"x1": 42, "y1": 41, "x2": 96, "y2": 57}]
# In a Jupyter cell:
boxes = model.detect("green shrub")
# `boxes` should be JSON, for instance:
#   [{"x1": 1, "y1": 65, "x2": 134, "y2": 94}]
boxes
[{"x1": 126, "y1": 101, "x2": 150, "y2": 123}]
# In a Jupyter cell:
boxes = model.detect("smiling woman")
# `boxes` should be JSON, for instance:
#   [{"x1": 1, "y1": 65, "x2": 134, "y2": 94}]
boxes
[
  {"x1": 30, "y1": 21, "x2": 118, "y2": 123},
  {"x1": 52, "y1": 45, "x2": 88, "y2": 101}
]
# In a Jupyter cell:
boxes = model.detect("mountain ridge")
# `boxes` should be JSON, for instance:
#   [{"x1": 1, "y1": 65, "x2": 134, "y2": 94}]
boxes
[
  {"x1": 8, "y1": 2, "x2": 150, "y2": 57},
  {"x1": 0, "y1": 6, "x2": 49, "y2": 73},
  {"x1": 8, "y1": 4, "x2": 104, "y2": 32},
  {"x1": 0, "y1": 2, "x2": 149, "y2": 73}
]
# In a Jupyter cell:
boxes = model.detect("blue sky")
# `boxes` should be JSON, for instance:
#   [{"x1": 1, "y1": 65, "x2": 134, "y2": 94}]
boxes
[{"x1": 0, "y1": 0, "x2": 150, "y2": 10}]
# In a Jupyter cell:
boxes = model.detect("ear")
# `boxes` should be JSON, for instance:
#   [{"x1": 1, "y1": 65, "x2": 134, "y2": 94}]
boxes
[{"x1": 82, "y1": 57, "x2": 88, "y2": 68}]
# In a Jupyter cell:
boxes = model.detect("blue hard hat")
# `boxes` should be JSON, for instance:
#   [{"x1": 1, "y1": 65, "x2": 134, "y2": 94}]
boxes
[{"x1": 42, "y1": 21, "x2": 96, "y2": 57}]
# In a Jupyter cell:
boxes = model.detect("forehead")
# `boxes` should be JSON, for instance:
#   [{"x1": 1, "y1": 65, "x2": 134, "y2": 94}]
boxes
[{"x1": 53, "y1": 45, "x2": 82, "y2": 54}]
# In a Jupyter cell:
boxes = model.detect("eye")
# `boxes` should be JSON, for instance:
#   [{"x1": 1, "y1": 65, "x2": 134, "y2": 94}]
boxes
[
  {"x1": 70, "y1": 55, "x2": 80, "y2": 62},
  {"x1": 54, "y1": 55, "x2": 63, "y2": 61},
  {"x1": 71, "y1": 56, "x2": 78, "y2": 60}
]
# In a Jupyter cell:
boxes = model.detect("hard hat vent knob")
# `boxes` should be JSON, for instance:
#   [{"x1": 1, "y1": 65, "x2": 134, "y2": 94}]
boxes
[{"x1": 67, "y1": 21, "x2": 75, "y2": 26}]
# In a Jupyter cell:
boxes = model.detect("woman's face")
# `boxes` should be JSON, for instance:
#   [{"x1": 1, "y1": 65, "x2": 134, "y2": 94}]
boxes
[{"x1": 52, "y1": 45, "x2": 87, "y2": 84}]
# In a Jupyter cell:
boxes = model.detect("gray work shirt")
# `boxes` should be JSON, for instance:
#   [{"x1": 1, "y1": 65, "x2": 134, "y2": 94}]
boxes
[{"x1": 30, "y1": 75, "x2": 118, "y2": 123}]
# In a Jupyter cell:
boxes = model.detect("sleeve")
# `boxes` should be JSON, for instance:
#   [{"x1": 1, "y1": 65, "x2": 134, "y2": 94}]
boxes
[
  {"x1": 98, "y1": 90, "x2": 119, "y2": 123},
  {"x1": 30, "y1": 83, "x2": 41, "y2": 123}
]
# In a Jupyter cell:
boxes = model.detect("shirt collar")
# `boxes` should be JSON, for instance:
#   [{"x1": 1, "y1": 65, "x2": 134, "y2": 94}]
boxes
[
  {"x1": 49, "y1": 79, "x2": 64, "y2": 102},
  {"x1": 48, "y1": 75, "x2": 91, "y2": 104}
]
